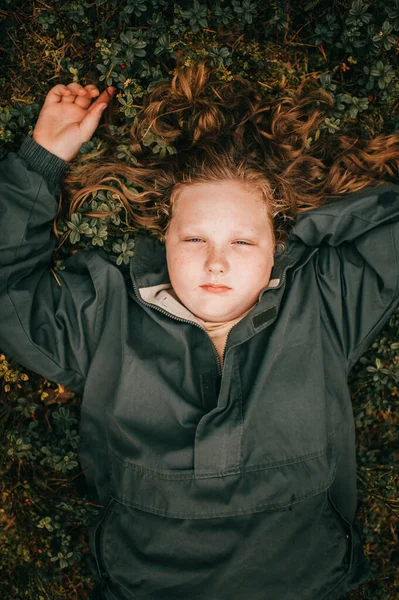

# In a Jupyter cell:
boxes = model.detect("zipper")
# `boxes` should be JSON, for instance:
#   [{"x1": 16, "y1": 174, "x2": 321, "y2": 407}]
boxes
[
  {"x1": 129, "y1": 259, "x2": 292, "y2": 376},
  {"x1": 129, "y1": 263, "x2": 223, "y2": 374},
  {"x1": 220, "y1": 328, "x2": 232, "y2": 367}
]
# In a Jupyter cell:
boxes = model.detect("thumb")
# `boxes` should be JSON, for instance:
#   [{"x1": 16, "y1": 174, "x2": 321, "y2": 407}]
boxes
[{"x1": 79, "y1": 103, "x2": 108, "y2": 142}]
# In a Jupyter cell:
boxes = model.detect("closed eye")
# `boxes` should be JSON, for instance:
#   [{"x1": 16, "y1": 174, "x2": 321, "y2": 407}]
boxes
[{"x1": 183, "y1": 239, "x2": 253, "y2": 245}]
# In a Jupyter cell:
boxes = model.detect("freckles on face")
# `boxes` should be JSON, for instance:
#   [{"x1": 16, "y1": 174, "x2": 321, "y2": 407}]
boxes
[{"x1": 164, "y1": 181, "x2": 275, "y2": 322}]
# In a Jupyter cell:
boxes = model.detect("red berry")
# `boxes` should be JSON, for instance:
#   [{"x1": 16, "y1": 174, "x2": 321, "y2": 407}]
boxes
[
  {"x1": 121, "y1": 64, "x2": 126, "y2": 69},
  {"x1": 368, "y1": 96, "x2": 373, "y2": 102}
]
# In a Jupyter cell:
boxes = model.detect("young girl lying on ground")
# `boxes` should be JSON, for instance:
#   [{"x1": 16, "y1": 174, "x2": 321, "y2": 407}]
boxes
[{"x1": 0, "y1": 62, "x2": 398, "y2": 599}]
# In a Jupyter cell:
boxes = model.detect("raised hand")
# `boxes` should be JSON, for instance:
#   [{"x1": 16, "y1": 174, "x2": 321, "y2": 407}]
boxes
[{"x1": 32, "y1": 83, "x2": 116, "y2": 162}]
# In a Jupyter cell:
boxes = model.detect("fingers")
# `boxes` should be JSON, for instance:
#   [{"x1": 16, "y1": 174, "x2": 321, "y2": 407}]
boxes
[
  {"x1": 43, "y1": 82, "x2": 114, "y2": 110},
  {"x1": 40, "y1": 82, "x2": 116, "y2": 143},
  {"x1": 72, "y1": 84, "x2": 101, "y2": 108},
  {"x1": 43, "y1": 84, "x2": 73, "y2": 106},
  {"x1": 79, "y1": 103, "x2": 108, "y2": 142},
  {"x1": 79, "y1": 87, "x2": 116, "y2": 141},
  {"x1": 87, "y1": 86, "x2": 116, "y2": 112},
  {"x1": 60, "y1": 82, "x2": 98, "y2": 104},
  {"x1": 43, "y1": 82, "x2": 98, "y2": 106}
]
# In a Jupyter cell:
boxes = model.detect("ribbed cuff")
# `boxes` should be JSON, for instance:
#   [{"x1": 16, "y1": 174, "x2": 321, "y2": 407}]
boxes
[{"x1": 18, "y1": 136, "x2": 69, "y2": 184}]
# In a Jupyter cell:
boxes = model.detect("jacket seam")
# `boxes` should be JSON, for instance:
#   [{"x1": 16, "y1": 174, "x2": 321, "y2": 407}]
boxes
[
  {"x1": 310, "y1": 212, "x2": 374, "y2": 225},
  {"x1": 222, "y1": 351, "x2": 244, "y2": 473},
  {"x1": 236, "y1": 354, "x2": 244, "y2": 471},
  {"x1": 108, "y1": 439, "x2": 333, "y2": 478},
  {"x1": 316, "y1": 249, "x2": 348, "y2": 372},
  {"x1": 345, "y1": 223, "x2": 399, "y2": 374},
  {"x1": 110, "y1": 475, "x2": 335, "y2": 518},
  {"x1": 84, "y1": 252, "x2": 104, "y2": 359}
]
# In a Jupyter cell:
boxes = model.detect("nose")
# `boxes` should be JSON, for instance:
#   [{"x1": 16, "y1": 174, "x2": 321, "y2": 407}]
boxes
[{"x1": 205, "y1": 245, "x2": 229, "y2": 274}]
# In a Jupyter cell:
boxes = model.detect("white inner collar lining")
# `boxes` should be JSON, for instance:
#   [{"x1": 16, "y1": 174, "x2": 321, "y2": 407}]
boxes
[{"x1": 140, "y1": 279, "x2": 280, "y2": 323}]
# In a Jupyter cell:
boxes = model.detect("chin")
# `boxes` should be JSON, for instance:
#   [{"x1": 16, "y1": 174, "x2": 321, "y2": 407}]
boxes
[
  {"x1": 195, "y1": 308, "x2": 241, "y2": 323},
  {"x1": 185, "y1": 297, "x2": 249, "y2": 323}
]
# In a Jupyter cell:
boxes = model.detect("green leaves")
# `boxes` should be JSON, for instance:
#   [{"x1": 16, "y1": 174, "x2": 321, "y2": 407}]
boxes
[
  {"x1": 66, "y1": 193, "x2": 123, "y2": 249},
  {"x1": 118, "y1": 90, "x2": 139, "y2": 117},
  {"x1": 154, "y1": 33, "x2": 173, "y2": 57},
  {"x1": 207, "y1": 45, "x2": 232, "y2": 68},
  {"x1": 116, "y1": 143, "x2": 139, "y2": 163},
  {"x1": 372, "y1": 20, "x2": 396, "y2": 51},
  {"x1": 37, "y1": 10, "x2": 57, "y2": 30},
  {"x1": 141, "y1": 129, "x2": 177, "y2": 158},
  {"x1": 87, "y1": 223, "x2": 109, "y2": 247},
  {"x1": 314, "y1": 14, "x2": 340, "y2": 45},
  {"x1": 119, "y1": 31, "x2": 147, "y2": 61},
  {"x1": 347, "y1": 0, "x2": 372, "y2": 27},
  {"x1": 231, "y1": 0, "x2": 258, "y2": 25},
  {"x1": 112, "y1": 234, "x2": 135, "y2": 266},
  {"x1": 214, "y1": 2, "x2": 234, "y2": 25},
  {"x1": 368, "y1": 61, "x2": 396, "y2": 89},
  {"x1": 182, "y1": 0, "x2": 208, "y2": 33},
  {"x1": 334, "y1": 92, "x2": 369, "y2": 119},
  {"x1": 319, "y1": 72, "x2": 337, "y2": 92},
  {"x1": 120, "y1": 0, "x2": 147, "y2": 20},
  {"x1": 386, "y1": 2, "x2": 399, "y2": 31},
  {"x1": 50, "y1": 551, "x2": 74, "y2": 569},
  {"x1": 66, "y1": 212, "x2": 92, "y2": 244}
]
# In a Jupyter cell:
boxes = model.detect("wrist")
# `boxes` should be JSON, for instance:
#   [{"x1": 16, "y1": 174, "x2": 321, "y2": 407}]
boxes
[
  {"x1": 32, "y1": 132, "x2": 74, "y2": 162},
  {"x1": 19, "y1": 136, "x2": 69, "y2": 184}
]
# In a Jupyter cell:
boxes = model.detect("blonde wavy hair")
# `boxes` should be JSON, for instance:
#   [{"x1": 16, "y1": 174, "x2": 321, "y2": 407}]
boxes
[{"x1": 63, "y1": 60, "x2": 399, "y2": 253}]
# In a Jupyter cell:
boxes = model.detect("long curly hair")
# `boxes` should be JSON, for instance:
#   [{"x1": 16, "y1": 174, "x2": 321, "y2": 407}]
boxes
[{"x1": 63, "y1": 60, "x2": 399, "y2": 253}]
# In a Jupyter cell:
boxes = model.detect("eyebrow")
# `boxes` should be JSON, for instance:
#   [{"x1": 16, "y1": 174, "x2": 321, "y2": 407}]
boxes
[{"x1": 178, "y1": 226, "x2": 259, "y2": 235}]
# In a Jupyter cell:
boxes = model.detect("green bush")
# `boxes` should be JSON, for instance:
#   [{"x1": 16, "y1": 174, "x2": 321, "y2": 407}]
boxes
[{"x1": 0, "y1": 1, "x2": 398, "y2": 598}]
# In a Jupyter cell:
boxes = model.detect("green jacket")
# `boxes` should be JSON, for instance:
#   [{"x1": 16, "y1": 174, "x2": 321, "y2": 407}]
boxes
[{"x1": 1, "y1": 136, "x2": 399, "y2": 600}]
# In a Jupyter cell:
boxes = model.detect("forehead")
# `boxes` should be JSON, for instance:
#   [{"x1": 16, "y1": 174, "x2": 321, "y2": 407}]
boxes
[{"x1": 171, "y1": 181, "x2": 269, "y2": 221}]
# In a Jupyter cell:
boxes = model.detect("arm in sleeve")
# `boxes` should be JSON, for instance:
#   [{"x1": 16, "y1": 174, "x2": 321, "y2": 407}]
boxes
[
  {"x1": 289, "y1": 182, "x2": 399, "y2": 372},
  {"x1": 0, "y1": 137, "x2": 104, "y2": 393}
]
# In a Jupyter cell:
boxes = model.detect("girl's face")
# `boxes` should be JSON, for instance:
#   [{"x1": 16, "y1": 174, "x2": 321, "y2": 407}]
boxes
[{"x1": 165, "y1": 181, "x2": 275, "y2": 323}]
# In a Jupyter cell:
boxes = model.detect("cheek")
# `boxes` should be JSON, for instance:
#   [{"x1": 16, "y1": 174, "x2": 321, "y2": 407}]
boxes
[
  {"x1": 241, "y1": 257, "x2": 272, "y2": 286},
  {"x1": 175, "y1": 254, "x2": 191, "y2": 272},
  {"x1": 169, "y1": 253, "x2": 196, "y2": 283}
]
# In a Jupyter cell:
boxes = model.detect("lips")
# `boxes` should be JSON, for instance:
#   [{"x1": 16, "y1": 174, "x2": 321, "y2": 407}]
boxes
[{"x1": 200, "y1": 284, "x2": 232, "y2": 294}]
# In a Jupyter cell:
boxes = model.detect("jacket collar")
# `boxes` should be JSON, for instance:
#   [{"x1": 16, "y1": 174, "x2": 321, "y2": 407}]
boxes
[{"x1": 131, "y1": 232, "x2": 170, "y2": 290}]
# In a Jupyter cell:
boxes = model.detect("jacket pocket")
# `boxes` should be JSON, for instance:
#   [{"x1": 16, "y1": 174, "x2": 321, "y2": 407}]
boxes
[
  {"x1": 91, "y1": 498, "x2": 117, "y2": 583},
  {"x1": 327, "y1": 488, "x2": 354, "y2": 573},
  {"x1": 107, "y1": 435, "x2": 337, "y2": 519}
]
